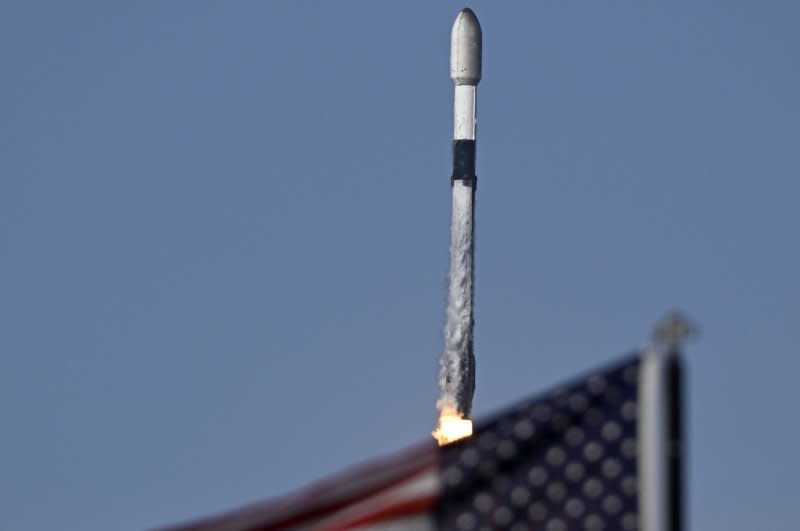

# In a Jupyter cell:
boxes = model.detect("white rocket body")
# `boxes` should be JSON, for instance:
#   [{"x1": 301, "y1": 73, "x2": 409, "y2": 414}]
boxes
[{"x1": 439, "y1": 9, "x2": 482, "y2": 418}]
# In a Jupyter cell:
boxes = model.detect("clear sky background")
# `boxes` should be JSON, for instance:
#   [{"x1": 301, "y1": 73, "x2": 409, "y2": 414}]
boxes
[{"x1": 2, "y1": 2, "x2": 798, "y2": 530}]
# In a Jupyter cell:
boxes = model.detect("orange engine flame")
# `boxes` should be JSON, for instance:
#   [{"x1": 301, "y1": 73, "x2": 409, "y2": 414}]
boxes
[{"x1": 432, "y1": 406, "x2": 473, "y2": 446}]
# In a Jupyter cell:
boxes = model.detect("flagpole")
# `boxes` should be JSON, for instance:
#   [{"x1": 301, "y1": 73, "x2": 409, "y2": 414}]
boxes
[
  {"x1": 649, "y1": 313, "x2": 695, "y2": 531},
  {"x1": 639, "y1": 347, "x2": 667, "y2": 531}
]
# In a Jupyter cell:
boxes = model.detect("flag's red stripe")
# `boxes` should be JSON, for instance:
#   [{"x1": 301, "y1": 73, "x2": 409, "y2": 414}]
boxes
[
  {"x1": 257, "y1": 462, "x2": 438, "y2": 530},
  {"x1": 161, "y1": 442, "x2": 438, "y2": 531},
  {"x1": 327, "y1": 495, "x2": 437, "y2": 531}
]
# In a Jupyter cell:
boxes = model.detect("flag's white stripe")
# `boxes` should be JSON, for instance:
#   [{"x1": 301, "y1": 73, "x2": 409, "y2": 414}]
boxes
[
  {"x1": 164, "y1": 444, "x2": 438, "y2": 531},
  {"x1": 284, "y1": 444, "x2": 435, "y2": 514},
  {"x1": 639, "y1": 351, "x2": 668, "y2": 531},
  {"x1": 307, "y1": 468, "x2": 440, "y2": 530}
]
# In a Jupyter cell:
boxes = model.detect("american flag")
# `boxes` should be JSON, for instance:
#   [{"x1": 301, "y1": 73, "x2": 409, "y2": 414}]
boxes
[{"x1": 159, "y1": 352, "x2": 682, "y2": 531}]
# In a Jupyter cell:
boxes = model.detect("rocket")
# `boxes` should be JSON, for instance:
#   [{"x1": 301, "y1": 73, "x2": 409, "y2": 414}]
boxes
[{"x1": 437, "y1": 8, "x2": 482, "y2": 421}]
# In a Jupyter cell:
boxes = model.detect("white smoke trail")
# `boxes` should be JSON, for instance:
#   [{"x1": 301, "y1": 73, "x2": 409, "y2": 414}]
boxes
[{"x1": 437, "y1": 180, "x2": 475, "y2": 417}]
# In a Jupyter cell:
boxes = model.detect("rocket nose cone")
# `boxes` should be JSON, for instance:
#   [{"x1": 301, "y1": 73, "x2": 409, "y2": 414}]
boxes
[{"x1": 450, "y1": 8, "x2": 482, "y2": 85}]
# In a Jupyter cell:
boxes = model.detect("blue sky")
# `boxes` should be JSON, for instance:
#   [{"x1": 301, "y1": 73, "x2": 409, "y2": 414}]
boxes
[{"x1": 2, "y1": 2, "x2": 798, "y2": 529}]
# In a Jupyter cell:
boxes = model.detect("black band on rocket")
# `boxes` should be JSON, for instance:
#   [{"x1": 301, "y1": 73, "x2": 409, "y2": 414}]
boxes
[{"x1": 451, "y1": 139, "x2": 477, "y2": 186}]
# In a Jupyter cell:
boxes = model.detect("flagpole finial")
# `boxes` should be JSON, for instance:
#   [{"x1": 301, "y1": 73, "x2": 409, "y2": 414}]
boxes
[{"x1": 651, "y1": 311, "x2": 697, "y2": 354}]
